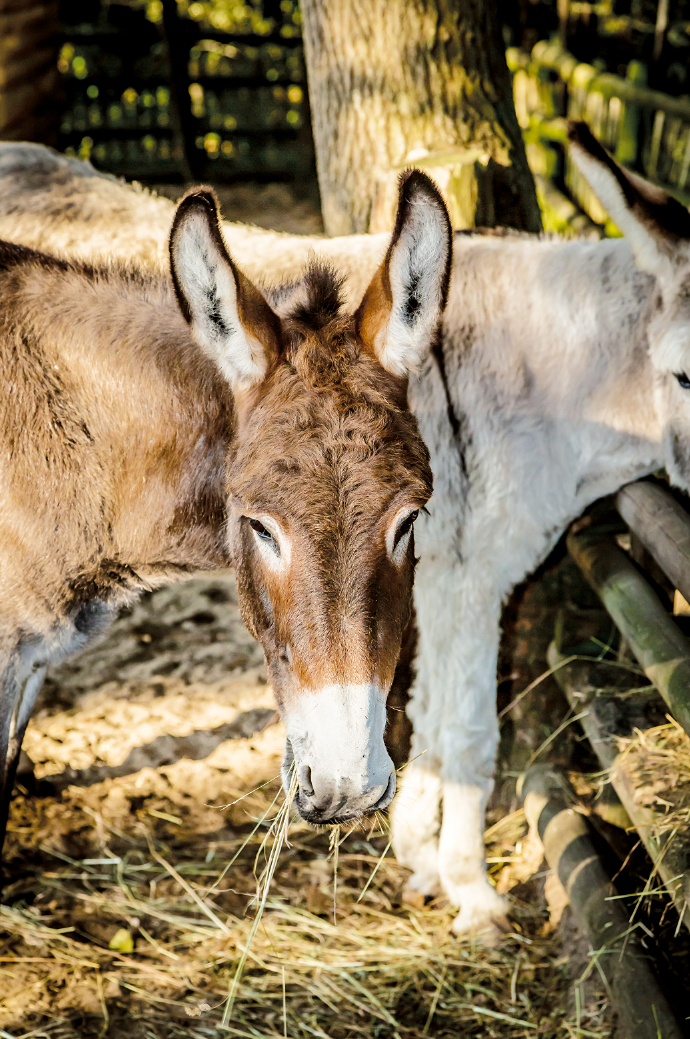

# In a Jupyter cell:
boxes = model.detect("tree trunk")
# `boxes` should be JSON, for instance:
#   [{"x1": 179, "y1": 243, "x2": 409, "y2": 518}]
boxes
[
  {"x1": 0, "y1": 0, "x2": 61, "y2": 145},
  {"x1": 300, "y1": 0, "x2": 542, "y2": 234}
]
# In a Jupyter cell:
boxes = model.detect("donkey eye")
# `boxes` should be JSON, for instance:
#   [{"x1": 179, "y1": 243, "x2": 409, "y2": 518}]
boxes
[
  {"x1": 394, "y1": 509, "x2": 419, "y2": 549},
  {"x1": 249, "y1": 518, "x2": 274, "y2": 542},
  {"x1": 675, "y1": 372, "x2": 690, "y2": 389}
]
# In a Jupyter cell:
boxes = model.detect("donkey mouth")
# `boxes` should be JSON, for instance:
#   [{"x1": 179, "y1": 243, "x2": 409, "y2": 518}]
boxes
[{"x1": 282, "y1": 738, "x2": 397, "y2": 826}]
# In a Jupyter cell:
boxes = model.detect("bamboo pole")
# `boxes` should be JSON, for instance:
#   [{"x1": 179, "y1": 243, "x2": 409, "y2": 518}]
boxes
[
  {"x1": 615, "y1": 60, "x2": 647, "y2": 166},
  {"x1": 653, "y1": 0, "x2": 670, "y2": 63},
  {"x1": 547, "y1": 643, "x2": 690, "y2": 932},
  {"x1": 567, "y1": 526, "x2": 690, "y2": 737},
  {"x1": 617, "y1": 481, "x2": 690, "y2": 606},
  {"x1": 521, "y1": 764, "x2": 684, "y2": 1039}
]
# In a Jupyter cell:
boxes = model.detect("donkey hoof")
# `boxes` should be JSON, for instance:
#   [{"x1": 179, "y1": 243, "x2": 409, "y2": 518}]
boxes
[
  {"x1": 403, "y1": 868, "x2": 441, "y2": 901},
  {"x1": 449, "y1": 884, "x2": 511, "y2": 943}
]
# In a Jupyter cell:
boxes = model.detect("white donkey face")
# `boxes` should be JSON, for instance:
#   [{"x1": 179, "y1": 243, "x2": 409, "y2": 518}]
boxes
[{"x1": 569, "y1": 122, "x2": 690, "y2": 488}]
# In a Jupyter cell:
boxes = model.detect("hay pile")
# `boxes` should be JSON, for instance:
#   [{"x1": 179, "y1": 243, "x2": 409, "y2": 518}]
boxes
[
  {"x1": 617, "y1": 717, "x2": 690, "y2": 838},
  {"x1": 1, "y1": 788, "x2": 611, "y2": 1038},
  {"x1": 0, "y1": 578, "x2": 614, "y2": 1038}
]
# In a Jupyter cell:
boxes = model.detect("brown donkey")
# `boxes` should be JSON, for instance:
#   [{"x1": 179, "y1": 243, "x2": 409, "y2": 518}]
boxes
[{"x1": 0, "y1": 170, "x2": 451, "y2": 854}]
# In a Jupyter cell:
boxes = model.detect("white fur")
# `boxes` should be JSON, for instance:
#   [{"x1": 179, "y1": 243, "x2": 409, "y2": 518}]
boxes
[
  {"x1": 171, "y1": 207, "x2": 269, "y2": 390},
  {"x1": 284, "y1": 683, "x2": 394, "y2": 814},
  {"x1": 653, "y1": 323, "x2": 690, "y2": 375},
  {"x1": 375, "y1": 195, "x2": 450, "y2": 377},
  {"x1": 388, "y1": 230, "x2": 664, "y2": 935}
]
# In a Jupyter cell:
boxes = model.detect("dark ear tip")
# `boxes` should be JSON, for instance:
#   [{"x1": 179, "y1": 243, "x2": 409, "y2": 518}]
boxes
[
  {"x1": 176, "y1": 185, "x2": 220, "y2": 218},
  {"x1": 398, "y1": 167, "x2": 447, "y2": 211},
  {"x1": 567, "y1": 120, "x2": 589, "y2": 145},
  {"x1": 567, "y1": 120, "x2": 610, "y2": 163}
]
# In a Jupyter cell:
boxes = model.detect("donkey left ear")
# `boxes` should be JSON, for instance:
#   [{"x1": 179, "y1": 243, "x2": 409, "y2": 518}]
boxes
[
  {"x1": 568, "y1": 121, "x2": 690, "y2": 278},
  {"x1": 355, "y1": 170, "x2": 452, "y2": 377},
  {"x1": 170, "y1": 187, "x2": 280, "y2": 392}
]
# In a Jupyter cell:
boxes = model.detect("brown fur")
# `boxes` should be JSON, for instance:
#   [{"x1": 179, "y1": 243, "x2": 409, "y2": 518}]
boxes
[{"x1": 0, "y1": 190, "x2": 437, "y2": 847}]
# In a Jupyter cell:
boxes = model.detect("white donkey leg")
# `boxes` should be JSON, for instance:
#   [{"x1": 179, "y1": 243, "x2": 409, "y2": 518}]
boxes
[
  {"x1": 440, "y1": 781, "x2": 509, "y2": 938},
  {"x1": 436, "y1": 584, "x2": 509, "y2": 938},
  {"x1": 390, "y1": 760, "x2": 442, "y2": 895},
  {"x1": 393, "y1": 554, "x2": 509, "y2": 936}
]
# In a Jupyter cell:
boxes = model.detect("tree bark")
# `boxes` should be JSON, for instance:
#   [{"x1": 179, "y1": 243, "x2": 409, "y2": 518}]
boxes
[
  {"x1": 300, "y1": 0, "x2": 542, "y2": 234},
  {"x1": 0, "y1": 0, "x2": 61, "y2": 145}
]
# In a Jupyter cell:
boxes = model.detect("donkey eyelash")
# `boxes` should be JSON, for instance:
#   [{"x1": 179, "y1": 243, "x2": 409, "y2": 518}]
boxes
[
  {"x1": 675, "y1": 372, "x2": 690, "y2": 389},
  {"x1": 393, "y1": 509, "x2": 419, "y2": 549}
]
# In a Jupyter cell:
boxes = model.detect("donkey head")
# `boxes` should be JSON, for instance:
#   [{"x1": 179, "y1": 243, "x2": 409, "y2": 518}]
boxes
[
  {"x1": 169, "y1": 172, "x2": 451, "y2": 824},
  {"x1": 569, "y1": 121, "x2": 690, "y2": 486}
]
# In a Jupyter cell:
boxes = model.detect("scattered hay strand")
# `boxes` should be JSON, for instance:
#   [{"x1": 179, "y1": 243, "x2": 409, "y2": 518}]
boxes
[{"x1": 222, "y1": 766, "x2": 298, "y2": 1026}]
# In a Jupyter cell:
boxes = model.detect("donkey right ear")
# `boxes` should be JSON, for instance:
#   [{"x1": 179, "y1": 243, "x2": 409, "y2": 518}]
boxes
[
  {"x1": 170, "y1": 188, "x2": 280, "y2": 392},
  {"x1": 568, "y1": 121, "x2": 690, "y2": 278},
  {"x1": 355, "y1": 170, "x2": 452, "y2": 378}
]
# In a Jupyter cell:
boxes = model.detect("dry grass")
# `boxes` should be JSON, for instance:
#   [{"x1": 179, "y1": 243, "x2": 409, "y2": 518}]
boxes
[
  {"x1": 0, "y1": 776, "x2": 612, "y2": 1039},
  {"x1": 617, "y1": 717, "x2": 690, "y2": 838},
  {"x1": 0, "y1": 576, "x2": 617, "y2": 1038}
]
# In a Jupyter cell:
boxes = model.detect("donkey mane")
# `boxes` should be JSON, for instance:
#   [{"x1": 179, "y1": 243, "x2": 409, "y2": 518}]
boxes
[
  {"x1": 0, "y1": 236, "x2": 168, "y2": 299},
  {"x1": 267, "y1": 260, "x2": 346, "y2": 331},
  {"x1": 287, "y1": 262, "x2": 345, "y2": 330},
  {"x1": 0, "y1": 238, "x2": 73, "y2": 275}
]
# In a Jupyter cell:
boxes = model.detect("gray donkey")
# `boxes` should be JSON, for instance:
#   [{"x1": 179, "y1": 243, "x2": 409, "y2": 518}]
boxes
[{"x1": 0, "y1": 124, "x2": 686, "y2": 939}]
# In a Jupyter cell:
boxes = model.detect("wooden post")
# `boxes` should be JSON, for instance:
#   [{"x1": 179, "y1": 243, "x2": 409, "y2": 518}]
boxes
[
  {"x1": 521, "y1": 764, "x2": 684, "y2": 1039},
  {"x1": 161, "y1": 0, "x2": 198, "y2": 181},
  {"x1": 567, "y1": 525, "x2": 690, "y2": 738},
  {"x1": 0, "y1": 0, "x2": 61, "y2": 144},
  {"x1": 653, "y1": 0, "x2": 670, "y2": 63},
  {"x1": 557, "y1": 0, "x2": 570, "y2": 51}
]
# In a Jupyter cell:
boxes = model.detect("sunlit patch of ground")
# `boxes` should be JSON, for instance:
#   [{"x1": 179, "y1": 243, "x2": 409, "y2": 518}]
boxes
[{"x1": 1, "y1": 576, "x2": 614, "y2": 1038}]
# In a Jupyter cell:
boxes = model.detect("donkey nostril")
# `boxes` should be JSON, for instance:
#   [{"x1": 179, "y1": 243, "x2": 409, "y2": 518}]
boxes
[
  {"x1": 371, "y1": 771, "x2": 396, "y2": 811},
  {"x1": 299, "y1": 765, "x2": 314, "y2": 798}
]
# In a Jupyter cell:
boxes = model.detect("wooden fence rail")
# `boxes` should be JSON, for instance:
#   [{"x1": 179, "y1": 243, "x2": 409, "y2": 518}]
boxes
[{"x1": 508, "y1": 38, "x2": 690, "y2": 229}]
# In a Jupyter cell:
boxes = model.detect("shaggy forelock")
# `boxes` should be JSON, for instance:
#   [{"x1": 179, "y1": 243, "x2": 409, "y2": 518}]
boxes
[
  {"x1": 229, "y1": 325, "x2": 431, "y2": 524},
  {"x1": 267, "y1": 261, "x2": 346, "y2": 332}
]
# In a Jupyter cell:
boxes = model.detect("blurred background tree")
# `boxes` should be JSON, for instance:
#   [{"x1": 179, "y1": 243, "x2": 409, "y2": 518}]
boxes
[
  {"x1": 300, "y1": 0, "x2": 542, "y2": 233},
  {"x1": 7, "y1": 0, "x2": 690, "y2": 238}
]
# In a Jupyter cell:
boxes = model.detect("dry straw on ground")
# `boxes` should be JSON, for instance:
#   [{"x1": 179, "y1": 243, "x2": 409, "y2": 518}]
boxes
[
  {"x1": 616, "y1": 717, "x2": 690, "y2": 836},
  {"x1": 0, "y1": 578, "x2": 614, "y2": 1038},
  {"x1": 1, "y1": 779, "x2": 612, "y2": 1039}
]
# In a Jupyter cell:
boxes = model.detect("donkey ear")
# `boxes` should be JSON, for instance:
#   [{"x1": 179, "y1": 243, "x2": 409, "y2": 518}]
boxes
[
  {"x1": 355, "y1": 170, "x2": 452, "y2": 377},
  {"x1": 568, "y1": 121, "x2": 690, "y2": 277},
  {"x1": 170, "y1": 188, "x2": 280, "y2": 391}
]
